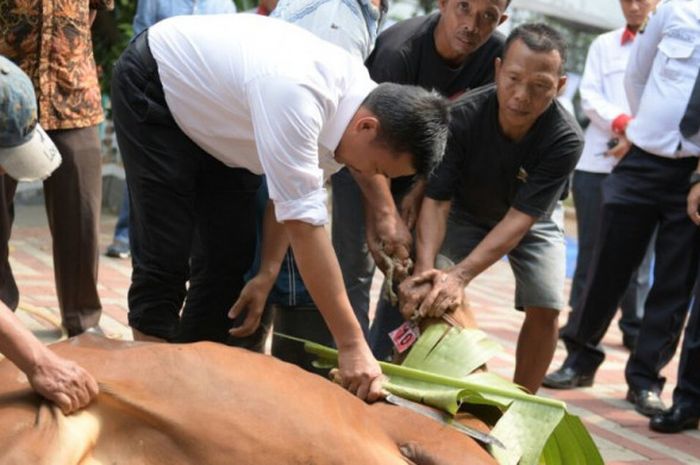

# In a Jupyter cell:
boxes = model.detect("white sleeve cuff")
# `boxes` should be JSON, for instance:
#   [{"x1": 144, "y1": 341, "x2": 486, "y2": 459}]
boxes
[{"x1": 273, "y1": 188, "x2": 329, "y2": 226}]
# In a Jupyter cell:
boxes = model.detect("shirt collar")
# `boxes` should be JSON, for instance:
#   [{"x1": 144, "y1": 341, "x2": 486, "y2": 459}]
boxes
[
  {"x1": 318, "y1": 76, "x2": 377, "y2": 154},
  {"x1": 621, "y1": 26, "x2": 637, "y2": 45}
]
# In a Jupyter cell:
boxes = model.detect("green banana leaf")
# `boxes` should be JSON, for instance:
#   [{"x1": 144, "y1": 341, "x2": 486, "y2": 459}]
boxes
[
  {"x1": 402, "y1": 325, "x2": 502, "y2": 377},
  {"x1": 284, "y1": 325, "x2": 603, "y2": 465}
]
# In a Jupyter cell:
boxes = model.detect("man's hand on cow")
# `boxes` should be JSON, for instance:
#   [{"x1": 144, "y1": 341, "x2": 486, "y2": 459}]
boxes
[
  {"x1": 228, "y1": 274, "x2": 274, "y2": 337},
  {"x1": 334, "y1": 342, "x2": 385, "y2": 403},
  {"x1": 399, "y1": 269, "x2": 464, "y2": 319},
  {"x1": 28, "y1": 351, "x2": 99, "y2": 415}
]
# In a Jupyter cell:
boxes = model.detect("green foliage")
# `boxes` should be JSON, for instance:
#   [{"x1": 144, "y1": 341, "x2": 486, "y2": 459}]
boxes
[
  {"x1": 92, "y1": 0, "x2": 137, "y2": 96},
  {"x1": 234, "y1": 0, "x2": 259, "y2": 10},
  {"x1": 294, "y1": 323, "x2": 604, "y2": 465}
]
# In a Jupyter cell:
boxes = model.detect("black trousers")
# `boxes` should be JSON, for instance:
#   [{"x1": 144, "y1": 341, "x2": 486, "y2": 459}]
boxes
[
  {"x1": 673, "y1": 278, "x2": 700, "y2": 410},
  {"x1": 562, "y1": 146, "x2": 700, "y2": 392},
  {"x1": 0, "y1": 126, "x2": 102, "y2": 336},
  {"x1": 111, "y1": 31, "x2": 261, "y2": 343}
]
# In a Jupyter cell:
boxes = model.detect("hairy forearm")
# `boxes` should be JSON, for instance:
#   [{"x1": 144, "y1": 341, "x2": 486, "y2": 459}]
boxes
[
  {"x1": 351, "y1": 171, "x2": 396, "y2": 217},
  {"x1": 454, "y1": 208, "x2": 536, "y2": 285},
  {"x1": 414, "y1": 198, "x2": 451, "y2": 273},
  {"x1": 284, "y1": 221, "x2": 365, "y2": 348},
  {"x1": 0, "y1": 304, "x2": 50, "y2": 376},
  {"x1": 258, "y1": 200, "x2": 290, "y2": 280}
]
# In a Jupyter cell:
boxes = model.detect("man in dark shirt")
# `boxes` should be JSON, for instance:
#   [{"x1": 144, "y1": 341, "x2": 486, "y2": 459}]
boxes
[
  {"x1": 332, "y1": 0, "x2": 510, "y2": 346},
  {"x1": 399, "y1": 23, "x2": 583, "y2": 393}
]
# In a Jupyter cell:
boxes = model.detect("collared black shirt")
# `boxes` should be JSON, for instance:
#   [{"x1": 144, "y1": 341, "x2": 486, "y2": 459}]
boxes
[
  {"x1": 366, "y1": 13, "x2": 504, "y2": 97},
  {"x1": 426, "y1": 85, "x2": 583, "y2": 222},
  {"x1": 365, "y1": 13, "x2": 505, "y2": 195}
]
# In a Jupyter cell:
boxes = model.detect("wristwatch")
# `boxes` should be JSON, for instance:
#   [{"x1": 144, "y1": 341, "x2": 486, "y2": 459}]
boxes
[{"x1": 690, "y1": 171, "x2": 700, "y2": 187}]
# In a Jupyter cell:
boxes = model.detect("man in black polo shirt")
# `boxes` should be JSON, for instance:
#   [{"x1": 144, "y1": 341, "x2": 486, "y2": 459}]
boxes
[
  {"x1": 331, "y1": 0, "x2": 510, "y2": 350},
  {"x1": 399, "y1": 23, "x2": 583, "y2": 393}
]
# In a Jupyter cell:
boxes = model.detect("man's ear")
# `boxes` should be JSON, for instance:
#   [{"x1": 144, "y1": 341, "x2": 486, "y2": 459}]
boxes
[
  {"x1": 556, "y1": 74, "x2": 568, "y2": 96},
  {"x1": 354, "y1": 115, "x2": 380, "y2": 135},
  {"x1": 494, "y1": 57, "x2": 502, "y2": 82},
  {"x1": 498, "y1": 13, "x2": 509, "y2": 26}
]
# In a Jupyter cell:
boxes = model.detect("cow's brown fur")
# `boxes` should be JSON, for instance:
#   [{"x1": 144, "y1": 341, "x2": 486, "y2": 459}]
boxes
[{"x1": 0, "y1": 335, "x2": 496, "y2": 465}]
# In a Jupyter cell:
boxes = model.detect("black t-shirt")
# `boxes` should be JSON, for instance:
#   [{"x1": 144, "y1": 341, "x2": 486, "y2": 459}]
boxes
[
  {"x1": 426, "y1": 85, "x2": 583, "y2": 222},
  {"x1": 365, "y1": 13, "x2": 505, "y2": 194},
  {"x1": 366, "y1": 13, "x2": 504, "y2": 97}
]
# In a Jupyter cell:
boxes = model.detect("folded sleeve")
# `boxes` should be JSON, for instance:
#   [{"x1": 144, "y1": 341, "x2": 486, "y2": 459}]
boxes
[{"x1": 247, "y1": 77, "x2": 332, "y2": 226}]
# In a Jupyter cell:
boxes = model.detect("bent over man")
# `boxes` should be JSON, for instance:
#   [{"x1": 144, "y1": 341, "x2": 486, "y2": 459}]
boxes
[{"x1": 111, "y1": 14, "x2": 450, "y2": 401}]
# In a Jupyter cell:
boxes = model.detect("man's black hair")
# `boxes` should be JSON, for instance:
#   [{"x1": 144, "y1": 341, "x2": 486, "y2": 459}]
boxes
[
  {"x1": 503, "y1": 23, "x2": 567, "y2": 73},
  {"x1": 362, "y1": 83, "x2": 451, "y2": 177}
]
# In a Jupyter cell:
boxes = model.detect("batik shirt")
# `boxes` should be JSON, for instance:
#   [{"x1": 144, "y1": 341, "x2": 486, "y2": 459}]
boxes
[{"x1": 0, "y1": 0, "x2": 114, "y2": 130}]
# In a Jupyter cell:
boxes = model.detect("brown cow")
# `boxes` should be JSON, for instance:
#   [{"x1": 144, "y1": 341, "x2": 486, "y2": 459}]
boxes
[{"x1": 0, "y1": 335, "x2": 496, "y2": 465}]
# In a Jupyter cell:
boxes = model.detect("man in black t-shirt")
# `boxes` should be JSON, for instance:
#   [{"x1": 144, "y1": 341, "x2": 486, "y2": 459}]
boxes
[
  {"x1": 399, "y1": 24, "x2": 583, "y2": 394},
  {"x1": 331, "y1": 0, "x2": 510, "y2": 347}
]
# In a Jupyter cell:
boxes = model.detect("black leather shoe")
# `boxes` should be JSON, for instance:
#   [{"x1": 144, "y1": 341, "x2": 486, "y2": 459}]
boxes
[
  {"x1": 650, "y1": 404, "x2": 700, "y2": 433},
  {"x1": 542, "y1": 367, "x2": 595, "y2": 389},
  {"x1": 626, "y1": 389, "x2": 666, "y2": 417}
]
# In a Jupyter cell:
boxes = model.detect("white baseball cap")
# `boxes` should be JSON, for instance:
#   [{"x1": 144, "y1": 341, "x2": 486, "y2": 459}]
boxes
[{"x1": 0, "y1": 56, "x2": 62, "y2": 182}]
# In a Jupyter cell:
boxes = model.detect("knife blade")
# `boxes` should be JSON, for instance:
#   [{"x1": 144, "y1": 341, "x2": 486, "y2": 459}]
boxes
[{"x1": 384, "y1": 394, "x2": 505, "y2": 449}]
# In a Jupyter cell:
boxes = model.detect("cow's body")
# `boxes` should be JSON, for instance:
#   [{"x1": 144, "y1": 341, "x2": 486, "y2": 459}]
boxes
[{"x1": 0, "y1": 335, "x2": 495, "y2": 465}]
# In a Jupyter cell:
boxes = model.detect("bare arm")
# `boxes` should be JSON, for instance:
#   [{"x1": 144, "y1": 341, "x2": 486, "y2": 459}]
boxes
[
  {"x1": 0, "y1": 304, "x2": 99, "y2": 414},
  {"x1": 399, "y1": 178, "x2": 427, "y2": 231},
  {"x1": 413, "y1": 197, "x2": 451, "y2": 274},
  {"x1": 351, "y1": 170, "x2": 412, "y2": 280},
  {"x1": 404, "y1": 208, "x2": 537, "y2": 318},
  {"x1": 398, "y1": 197, "x2": 450, "y2": 319},
  {"x1": 285, "y1": 220, "x2": 383, "y2": 401},
  {"x1": 688, "y1": 159, "x2": 700, "y2": 226},
  {"x1": 229, "y1": 200, "x2": 289, "y2": 337}
]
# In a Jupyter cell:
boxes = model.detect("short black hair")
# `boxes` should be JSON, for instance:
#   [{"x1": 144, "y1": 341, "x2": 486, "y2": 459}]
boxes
[
  {"x1": 503, "y1": 23, "x2": 567, "y2": 73},
  {"x1": 362, "y1": 83, "x2": 450, "y2": 177}
]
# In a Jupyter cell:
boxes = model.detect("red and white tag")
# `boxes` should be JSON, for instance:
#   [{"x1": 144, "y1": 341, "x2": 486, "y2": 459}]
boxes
[{"x1": 389, "y1": 321, "x2": 421, "y2": 354}]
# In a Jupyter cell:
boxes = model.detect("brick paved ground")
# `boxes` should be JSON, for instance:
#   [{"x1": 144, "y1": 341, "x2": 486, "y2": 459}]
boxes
[{"x1": 7, "y1": 204, "x2": 700, "y2": 464}]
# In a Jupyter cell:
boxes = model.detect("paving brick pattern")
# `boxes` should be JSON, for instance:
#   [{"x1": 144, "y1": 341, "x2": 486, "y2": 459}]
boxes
[{"x1": 7, "y1": 205, "x2": 700, "y2": 463}]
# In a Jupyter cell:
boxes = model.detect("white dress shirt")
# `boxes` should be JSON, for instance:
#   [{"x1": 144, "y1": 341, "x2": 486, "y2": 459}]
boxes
[
  {"x1": 625, "y1": 0, "x2": 700, "y2": 158},
  {"x1": 578, "y1": 28, "x2": 634, "y2": 173},
  {"x1": 148, "y1": 14, "x2": 376, "y2": 225}
]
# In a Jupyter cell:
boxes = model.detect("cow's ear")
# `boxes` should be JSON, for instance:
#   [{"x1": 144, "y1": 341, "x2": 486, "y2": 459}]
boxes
[{"x1": 399, "y1": 442, "x2": 448, "y2": 465}]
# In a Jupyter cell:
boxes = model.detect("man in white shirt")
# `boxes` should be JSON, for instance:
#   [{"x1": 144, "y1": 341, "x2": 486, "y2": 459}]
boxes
[
  {"x1": 229, "y1": 0, "x2": 390, "y2": 370},
  {"x1": 562, "y1": 0, "x2": 657, "y2": 356},
  {"x1": 544, "y1": 0, "x2": 700, "y2": 419},
  {"x1": 111, "y1": 14, "x2": 450, "y2": 401}
]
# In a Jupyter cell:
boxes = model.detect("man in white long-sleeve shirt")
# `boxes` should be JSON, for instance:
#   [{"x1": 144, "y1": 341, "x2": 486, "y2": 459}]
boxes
[
  {"x1": 561, "y1": 0, "x2": 657, "y2": 355},
  {"x1": 544, "y1": 0, "x2": 700, "y2": 420},
  {"x1": 111, "y1": 14, "x2": 450, "y2": 402}
]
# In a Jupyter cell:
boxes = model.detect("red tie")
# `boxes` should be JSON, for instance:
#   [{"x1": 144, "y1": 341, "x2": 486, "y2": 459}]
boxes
[{"x1": 621, "y1": 27, "x2": 636, "y2": 45}]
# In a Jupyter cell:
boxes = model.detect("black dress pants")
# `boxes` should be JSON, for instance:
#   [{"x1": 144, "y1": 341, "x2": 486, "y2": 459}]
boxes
[
  {"x1": 111, "y1": 31, "x2": 261, "y2": 343},
  {"x1": 673, "y1": 278, "x2": 700, "y2": 410},
  {"x1": 562, "y1": 146, "x2": 700, "y2": 392}
]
